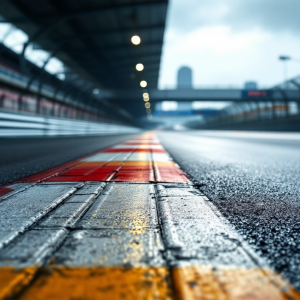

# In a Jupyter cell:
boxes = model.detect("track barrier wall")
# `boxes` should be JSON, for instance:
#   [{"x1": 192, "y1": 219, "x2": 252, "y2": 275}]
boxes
[{"x1": 0, "y1": 110, "x2": 140, "y2": 137}]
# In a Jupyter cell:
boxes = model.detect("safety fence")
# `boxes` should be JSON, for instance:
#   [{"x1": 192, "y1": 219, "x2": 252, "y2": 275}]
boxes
[
  {"x1": 185, "y1": 101, "x2": 300, "y2": 131},
  {"x1": 0, "y1": 109, "x2": 140, "y2": 137}
]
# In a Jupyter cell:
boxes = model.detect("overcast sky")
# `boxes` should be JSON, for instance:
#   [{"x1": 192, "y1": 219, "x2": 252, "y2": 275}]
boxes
[{"x1": 158, "y1": 0, "x2": 300, "y2": 89}]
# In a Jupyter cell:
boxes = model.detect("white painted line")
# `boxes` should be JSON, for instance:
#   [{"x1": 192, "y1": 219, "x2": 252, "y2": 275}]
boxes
[{"x1": 196, "y1": 130, "x2": 300, "y2": 140}]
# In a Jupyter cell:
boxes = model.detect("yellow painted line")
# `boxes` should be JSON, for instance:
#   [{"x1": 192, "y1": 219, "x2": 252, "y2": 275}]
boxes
[
  {"x1": 172, "y1": 265, "x2": 300, "y2": 300},
  {"x1": 0, "y1": 267, "x2": 37, "y2": 300},
  {"x1": 2, "y1": 265, "x2": 300, "y2": 299},
  {"x1": 122, "y1": 161, "x2": 152, "y2": 166},
  {"x1": 14, "y1": 266, "x2": 173, "y2": 300},
  {"x1": 153, "y1": 161, "x2": 177, "y2": 167}
]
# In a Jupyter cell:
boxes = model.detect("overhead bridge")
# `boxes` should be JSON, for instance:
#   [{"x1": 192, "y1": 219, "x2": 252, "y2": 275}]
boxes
[{"x1": 107, "y1": 88, "x2": 300, "y2": 103}]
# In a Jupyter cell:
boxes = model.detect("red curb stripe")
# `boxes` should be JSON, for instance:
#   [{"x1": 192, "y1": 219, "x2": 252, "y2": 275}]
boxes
[
  {"x1": 0, "y1": 187, "x2": 14, "y2": 197},
  {"x1": 1, "y1": 133, "x2": 190, "y2": 186},
  {"x1": 100, "y1": 148, "x2": 166, "y2": 153}
]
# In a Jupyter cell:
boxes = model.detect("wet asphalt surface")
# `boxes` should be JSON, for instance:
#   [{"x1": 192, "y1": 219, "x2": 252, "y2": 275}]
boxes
[
  {"x1": 158, "y1": 130, "x2": 300, "y2": 289},
  {"x1": 0, "y1": 134, "x2": 140, "y2": 186}
]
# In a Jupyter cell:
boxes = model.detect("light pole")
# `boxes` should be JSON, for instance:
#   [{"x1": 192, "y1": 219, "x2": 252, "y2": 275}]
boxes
[
  {"x1": 279, "y1": 55, "x2": 290, "y2": 90},
  {"x1": 278, "y1": 55, "x2": 300, "y2": 116},
  {"x1": 279, "y1": 55, "x2": 300, "y2": 89}
]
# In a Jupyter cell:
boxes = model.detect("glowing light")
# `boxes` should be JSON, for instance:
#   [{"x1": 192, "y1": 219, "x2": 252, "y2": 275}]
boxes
[
  {"x1": 140, "y1": 80, "x2": 147, "y2": 88},
  {"x1": 147, "y1": 114, "x2": 153, "y2": 120},
  {"x1": 143, "y1": 92, "x2": 149, "y2": 101},
  {"x1": 145, "y1": 102, "x2": 150, "y2": 108},
  {"x1": 131, "y1": 35, "x2": 141, "y2": 45},
  {"x1": 136, "y1": 63, "x2": 144, "y2": 71}
]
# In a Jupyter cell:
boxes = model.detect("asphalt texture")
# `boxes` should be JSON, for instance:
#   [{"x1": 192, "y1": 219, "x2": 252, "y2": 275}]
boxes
[
  {"x1": 0, "y1": 134, "x2": 141, "y2": 186},
  {"x1": 157, "y1": 130, "x2": 300, "y2": 290}
]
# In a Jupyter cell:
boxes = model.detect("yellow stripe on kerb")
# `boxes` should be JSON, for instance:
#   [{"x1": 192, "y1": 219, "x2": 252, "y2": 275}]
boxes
[
  {"x1": 0, "y1": 267, "x2": 37, "y2": 300},
  {"x1": 172, "y1": 266, "x2": 300, "y2": 300},
  {"x1": 16, "y1": 267, "x2": 173, "y2": 300},
  {"x1": 2, "y1": 266, "x2": 300, "y2": 300}
]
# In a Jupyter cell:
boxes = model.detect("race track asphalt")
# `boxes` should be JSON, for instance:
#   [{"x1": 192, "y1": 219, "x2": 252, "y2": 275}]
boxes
[
  {"x1": 157, "y1": 130, "x2": 300, "y2": 289},
  {"x1": 0, "y1": 134, "x2": 141, "y2": 186}
]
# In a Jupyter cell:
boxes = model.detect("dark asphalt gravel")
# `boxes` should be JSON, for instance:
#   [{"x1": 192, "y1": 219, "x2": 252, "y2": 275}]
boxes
[
  {"x1": 158, "y1": 130, "x2": 300, "y2": 289},
  {"x1": 0, "y1": 134, "x2": 141, "y2": 186}
]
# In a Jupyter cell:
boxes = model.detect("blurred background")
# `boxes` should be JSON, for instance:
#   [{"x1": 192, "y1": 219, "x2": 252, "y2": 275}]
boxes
[{"x1": 0, "y1": 0, "x2": 299, "y2": 135}]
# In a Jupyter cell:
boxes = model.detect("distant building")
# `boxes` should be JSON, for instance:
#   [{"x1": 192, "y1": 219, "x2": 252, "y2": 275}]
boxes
[
  {"x1": 177, "y1": 66, "x2": 193, "y2": 89},
  {"x1": 244, "y1": 81, "x2": 258, "y2": 90}
]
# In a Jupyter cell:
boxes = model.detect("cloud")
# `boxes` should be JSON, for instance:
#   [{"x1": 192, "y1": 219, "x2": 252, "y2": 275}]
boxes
[
  {"x1": 159, "y1": 0, "x2": 300, "y2": 88},
  {"x1": 167, "y1": 0, "x2": 300, "y2": 35},
  {"x1": 172, "y1": 26, "x2": 268, "y2": 53},
  {"x1": 224, "y1": 0, "x2": 300, "y2": 34}
]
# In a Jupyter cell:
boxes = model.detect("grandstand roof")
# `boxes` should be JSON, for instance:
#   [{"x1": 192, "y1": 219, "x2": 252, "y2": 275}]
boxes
[{"x1": 0, "y1": 0, "x2": 168, "y2": 91}]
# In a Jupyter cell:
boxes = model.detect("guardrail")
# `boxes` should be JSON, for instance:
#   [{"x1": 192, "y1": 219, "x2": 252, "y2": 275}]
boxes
[
  {"x1": 185, "y1": 100, "x2": 300, "y2": 131},
  {"x1": 0, "y1": 109, "x2": 141, "y2": 137}
]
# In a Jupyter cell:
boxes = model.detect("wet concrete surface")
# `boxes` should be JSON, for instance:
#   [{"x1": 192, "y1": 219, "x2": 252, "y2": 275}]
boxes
[
  {"x1": 157, "y1": 130, "x2": 300, "y2": 289},
  {"x1": 0, "y1": 134, "x2": 141, "y2": 186}
]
